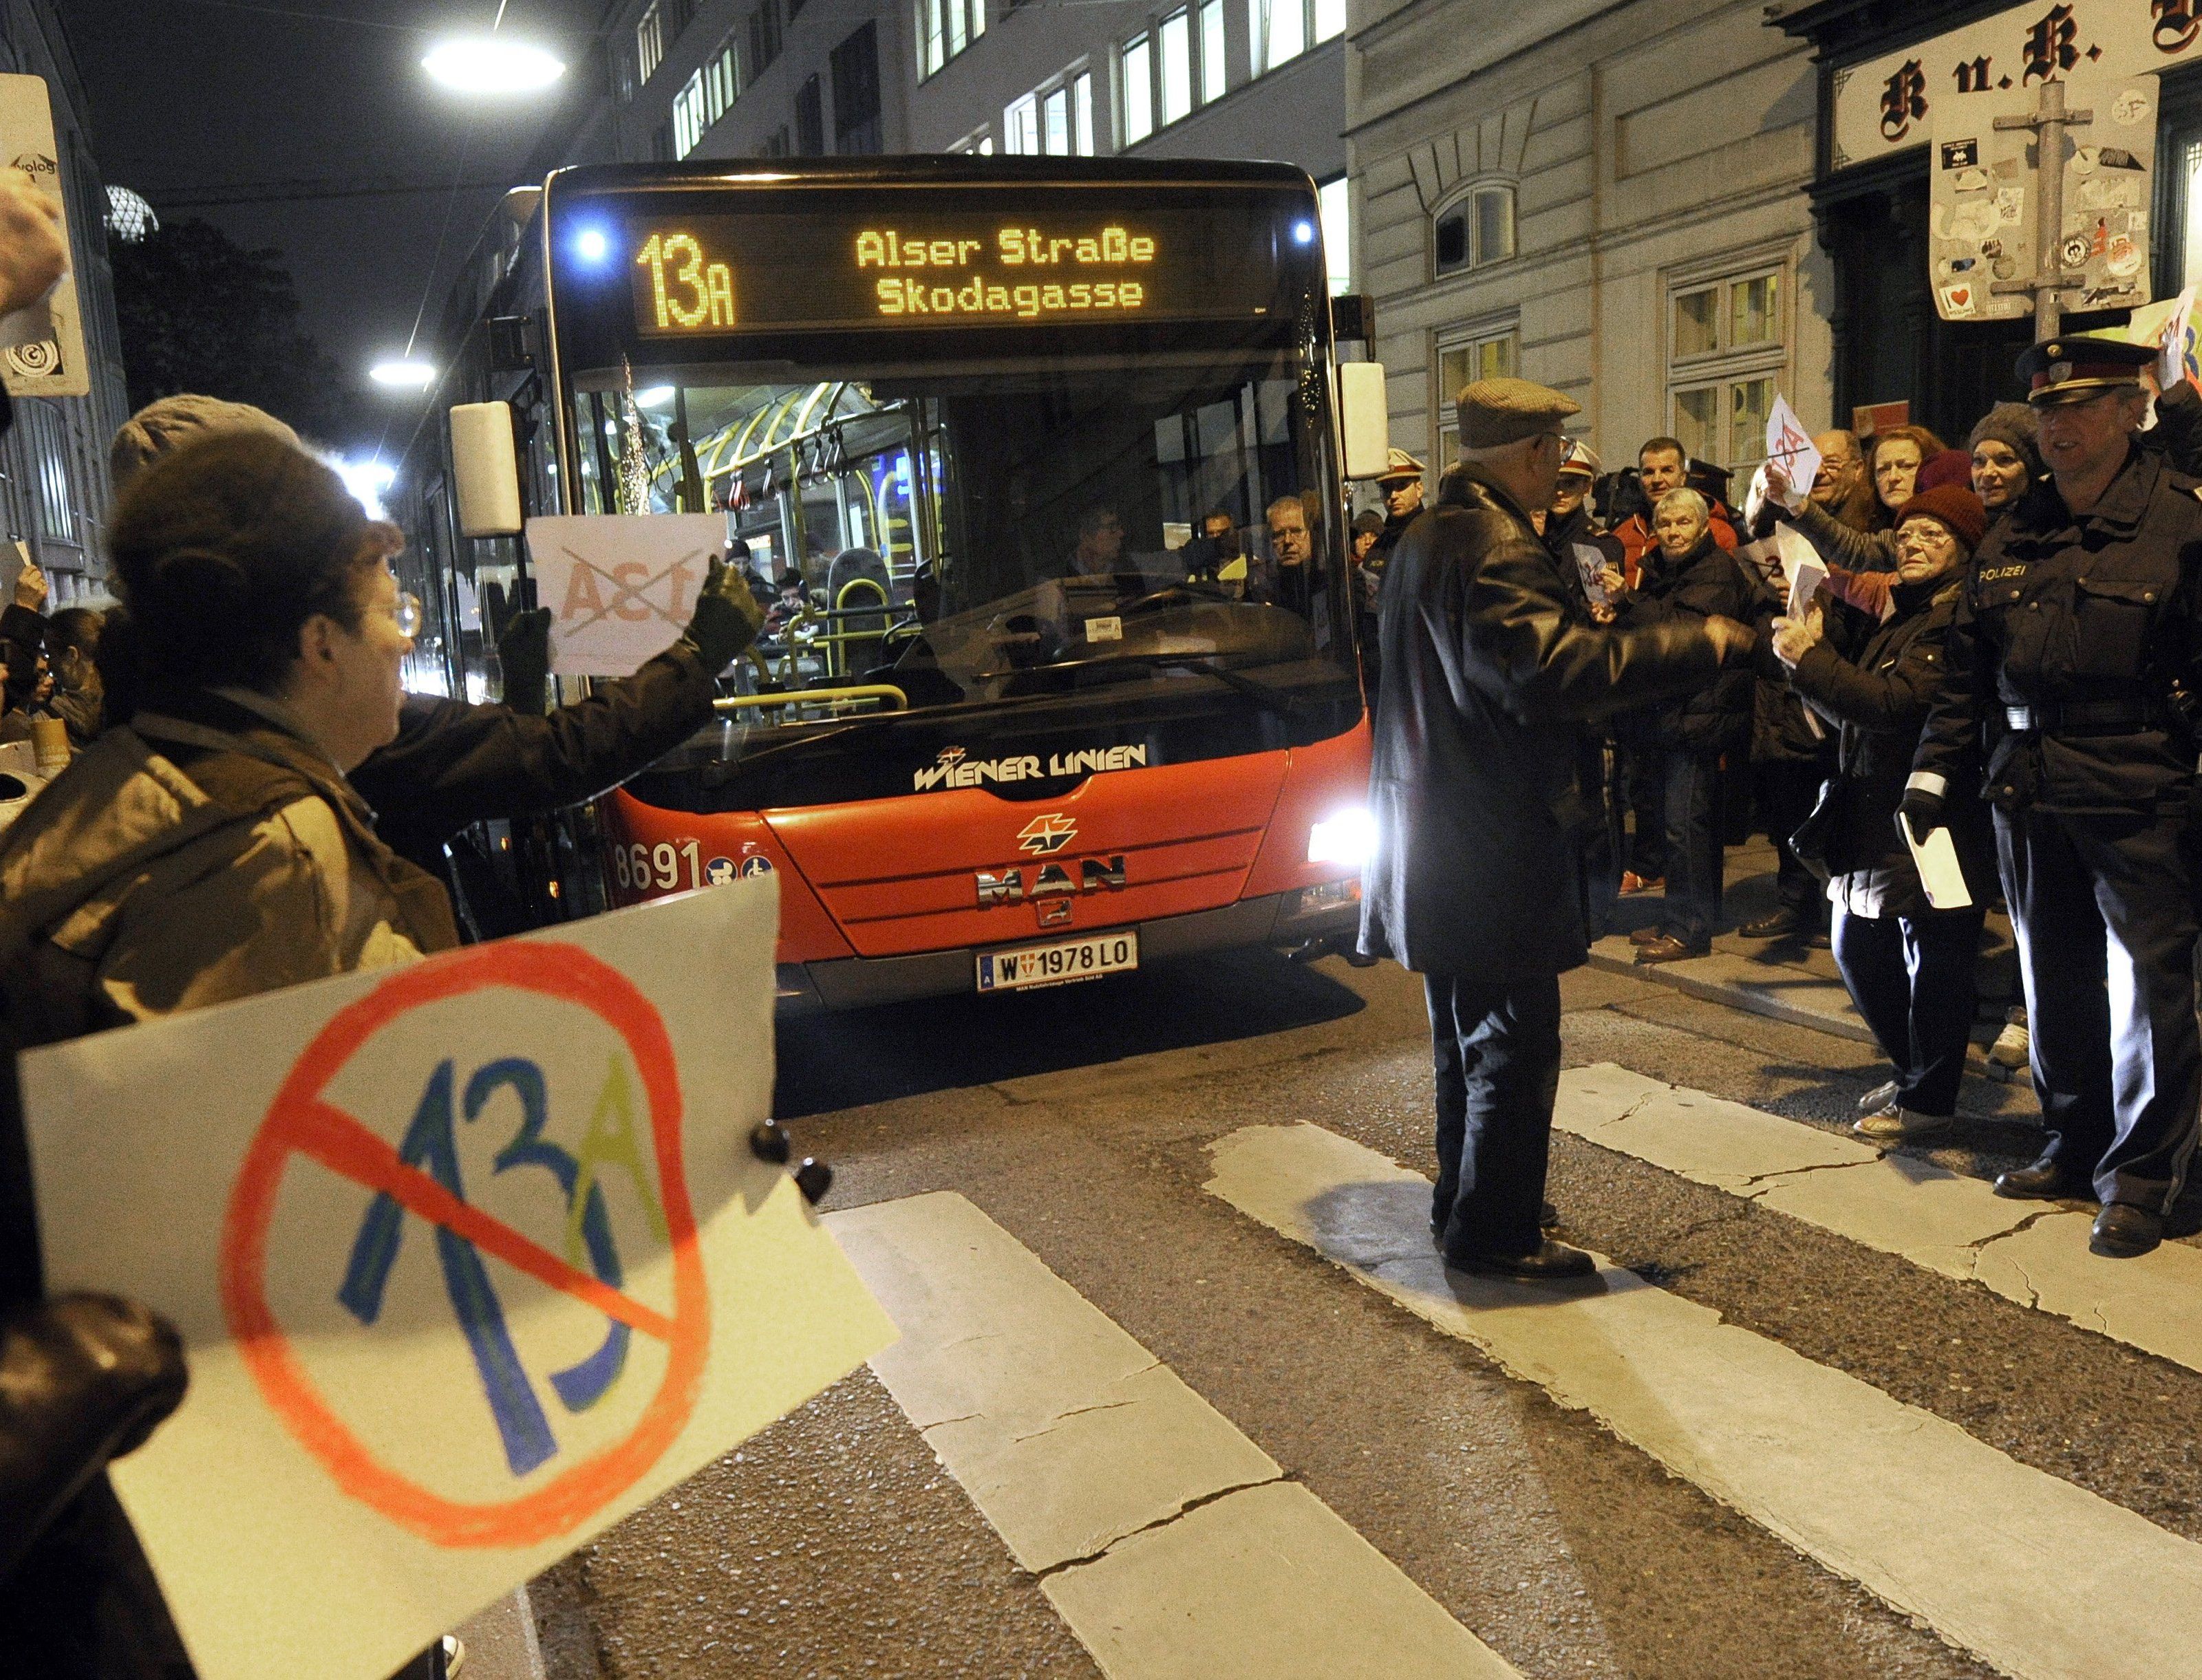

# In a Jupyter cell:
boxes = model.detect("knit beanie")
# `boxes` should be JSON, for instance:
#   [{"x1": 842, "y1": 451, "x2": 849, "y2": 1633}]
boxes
[
  {"x1": 1916, "y1": 447, "x2": 1974, "y2": 493},
  {"x1": 1895, "y1": 482, "x2": 1987, "y2": 554},
  {"x1": 1966, "y1": 402, "x2": 2045, "y2": 482}
]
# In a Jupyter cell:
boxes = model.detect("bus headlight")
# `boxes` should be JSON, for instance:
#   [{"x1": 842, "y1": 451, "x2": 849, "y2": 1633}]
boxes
[{"x1": 1307, "y1": 806, "x2": 1376, "y2": 868}]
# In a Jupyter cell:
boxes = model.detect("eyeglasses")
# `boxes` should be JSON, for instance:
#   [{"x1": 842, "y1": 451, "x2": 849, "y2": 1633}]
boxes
[{"x1": 393, "y1": 590, "x2": 423, "y2": 638}]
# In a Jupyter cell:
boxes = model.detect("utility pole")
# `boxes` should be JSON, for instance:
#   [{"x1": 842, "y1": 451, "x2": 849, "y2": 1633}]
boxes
[{"x1": 1990, "y1": 78, "x2": 2092, "y2": 340}]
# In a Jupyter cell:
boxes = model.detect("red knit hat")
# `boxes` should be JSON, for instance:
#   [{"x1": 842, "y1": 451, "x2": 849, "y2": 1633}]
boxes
[
  {"x1": 1915, "y1": 448, "x2": 1974, "y2": 493},
  {"x1": 1896, "y1": 482, "x2": 1987, "y2": 554}
]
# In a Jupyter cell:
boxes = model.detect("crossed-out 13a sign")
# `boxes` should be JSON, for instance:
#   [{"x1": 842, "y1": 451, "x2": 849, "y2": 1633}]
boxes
[
  {"x1": 1834, "y1": 0, "x2": 2201, "y2": 169},
  {"x1": 1928, "y1": 74, "x2": 2156, "y2": 321},
  {"x1": 18, "y1": 882, "x2": 895, "y2": 1680},
  {"x1": 525, "y1": 513, "x2": 729, "y2": 677}
]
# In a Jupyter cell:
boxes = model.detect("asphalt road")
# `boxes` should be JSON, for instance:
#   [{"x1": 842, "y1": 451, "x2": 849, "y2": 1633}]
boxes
[{"x1": 524, "y1": 942, "x2": 2202, "y2": 1679}]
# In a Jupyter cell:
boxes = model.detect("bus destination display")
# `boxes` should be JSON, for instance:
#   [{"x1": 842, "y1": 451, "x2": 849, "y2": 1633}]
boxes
[{"x1": 620, "y1": 201, "x2": 1289, "y2": 337}]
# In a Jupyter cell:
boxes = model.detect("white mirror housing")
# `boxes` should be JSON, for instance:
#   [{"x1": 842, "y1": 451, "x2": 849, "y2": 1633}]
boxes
[
  {"x1": 1337, "y1": 362, "x2": 1390, "y2": 482},
  {"x1": 450, "y1": 401, "x2": 524, "y2": 537}
]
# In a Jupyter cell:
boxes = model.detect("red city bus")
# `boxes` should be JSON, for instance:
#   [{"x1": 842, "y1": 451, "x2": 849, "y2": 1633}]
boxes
[{"x1": 512, "y1": 156, "x2": 1378, "y2": 1007}]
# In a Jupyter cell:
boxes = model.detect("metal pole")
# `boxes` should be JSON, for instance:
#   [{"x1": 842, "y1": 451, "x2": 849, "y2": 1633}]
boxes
[{"x1": 2035, "y1": 78, "x2": 2067, "y2": 341}]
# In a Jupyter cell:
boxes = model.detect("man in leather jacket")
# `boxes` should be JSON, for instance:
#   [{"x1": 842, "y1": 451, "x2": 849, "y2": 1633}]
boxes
[
  {"x1": 1358, "y1": 377, "x2": 1754, "y2": 1279},
  {"x1": 1905, "y1": 337, "x2": 2202, "y2": 1259}
]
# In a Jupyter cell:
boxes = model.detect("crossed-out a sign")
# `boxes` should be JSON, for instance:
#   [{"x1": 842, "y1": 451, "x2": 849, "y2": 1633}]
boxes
[{"x1": 218, "y1": 943, "x2": 710, "y2": 1549}]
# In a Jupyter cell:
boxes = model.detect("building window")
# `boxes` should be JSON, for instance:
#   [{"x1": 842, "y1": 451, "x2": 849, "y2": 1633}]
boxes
[
  {"x1": 637, "y1": 1, "x2": 665, "y2": 83},
  {"x1": 1159, "y1": 9, "x2": 1192, "y2": 127},
  {"x1": 796, "y1": 73, "x2": 825, "y2": 153},
  {"x1": 1432, "y1": 184, "x2": 1515, "y2": 277},
  {"x1": 749, "y1": 0, "x2": 782, "y2": 77},
  {"x1": 1667, "y1": 265, "x2": 1786, "y2": 469},
  {"x1": 1248, "y1": 0, "x2": 1338, "y2": 74},
  {"x1": 1318, "y1": 175, "x2": 1349, "y2": 295},
  {"x1": 672, "y1": 68, "x2": 709, "y2": 157},
  {"x1": 919, "y1": 0, "x2": 986, "y2": 77},
  {"x1": 1199, "y1": 0, "x2": 1226, "y2": 101},
  {"x1": 1008, "y1": 67, "x2": 1093, "y2": 156},
  {"x1": 1121, "y1": 34, "x2": 1153, "y2": 144},
  {"x1": 950, "y1": 124, "x2": 994, "y2": 153},
  {"x1": 833, "y1": 22, "x2": 882, "y2": 153},
  {"x1": 1434, "y1": 327, "x2": 1520, "y2": 461}
]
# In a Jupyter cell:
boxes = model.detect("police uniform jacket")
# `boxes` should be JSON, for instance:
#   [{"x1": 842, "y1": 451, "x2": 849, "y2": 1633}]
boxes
[
  {"x1": 1913, "y1": 443, "x2": 2202, "y2": 817},
  {"x1": 1358, "y1": 464, "x2": 1723, "y2": 980},
  {"x1": 1786, "y1": 580, "x2": 1993, "y2": 918}
]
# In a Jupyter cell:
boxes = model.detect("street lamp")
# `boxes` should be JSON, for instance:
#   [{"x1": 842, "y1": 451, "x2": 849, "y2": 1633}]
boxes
[
  {"x1": 370, "y1": 358, "x2": 437, "y2": 390},
  {"x1": 422, "y1": 36, "x2": 566, "y2": 95}
]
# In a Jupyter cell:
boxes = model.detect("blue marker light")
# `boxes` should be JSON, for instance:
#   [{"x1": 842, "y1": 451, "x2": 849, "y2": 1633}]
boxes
[
  {"x1": 570, "y1": 224, "x2": 612, "y2": 267},
  {"x1": 1292, "y1": 219, "x2": 1316, "y2": 246}
]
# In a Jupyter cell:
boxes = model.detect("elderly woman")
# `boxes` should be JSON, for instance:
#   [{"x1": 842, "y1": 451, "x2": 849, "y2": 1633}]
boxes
[
  {"x1": 1772, "y1": 483, "x2": 1994, "y2": 1139},
  {"x1": 1618, "y1": 487, "x2": 1759, "y2": 962},
  {"x1": 0, "y1": 430, "x2": 455, "y2": 1674}
]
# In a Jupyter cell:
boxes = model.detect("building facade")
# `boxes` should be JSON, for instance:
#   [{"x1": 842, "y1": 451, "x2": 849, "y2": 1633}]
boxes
[
  {"x1": 1345, "y1": 0, "x2": 1834, "y2": 488},
  {"x1": 0, "y1": 0, "x2": 127, "y2": 596}
]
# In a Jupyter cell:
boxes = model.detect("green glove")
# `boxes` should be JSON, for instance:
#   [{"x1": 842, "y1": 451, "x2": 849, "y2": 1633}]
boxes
[
  {"x1": 681, "y1": 557, "x2": 765, "y2": 675},
  {"x1": 496, "y1": 607, "x2": 552, "y2": 715}
]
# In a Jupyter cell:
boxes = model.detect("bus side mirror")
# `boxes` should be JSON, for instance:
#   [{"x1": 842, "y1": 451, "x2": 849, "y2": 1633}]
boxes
[
  {"x1": 450, "y1": 401, "x2": 524, "y2": 537},
  {"x1": 1338, "y1": 362, "x2": 1390, "y2": 482}
]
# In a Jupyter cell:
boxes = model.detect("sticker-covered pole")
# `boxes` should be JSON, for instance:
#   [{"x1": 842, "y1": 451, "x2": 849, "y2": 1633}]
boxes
[{"x1": 2035, "y1": 78, "x2": 2068, "y2": 341}]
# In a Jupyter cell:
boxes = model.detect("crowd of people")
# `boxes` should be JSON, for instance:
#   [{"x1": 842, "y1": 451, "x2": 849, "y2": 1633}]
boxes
[{"x1": 1362, "y1": 332, "x2": 2202, "y2": 1283}]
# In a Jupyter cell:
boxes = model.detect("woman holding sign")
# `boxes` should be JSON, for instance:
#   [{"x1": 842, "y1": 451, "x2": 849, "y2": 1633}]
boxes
[{"x1": 1769, "y1": 484, "x2": 1994, "y2": 1141}]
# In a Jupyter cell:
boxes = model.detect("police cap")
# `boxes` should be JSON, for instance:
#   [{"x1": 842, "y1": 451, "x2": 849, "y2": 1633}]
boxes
[
  {"x1": 1376, "y1": 446, "x2": 1426, "y2": 483},
  {"x1": 1456, "y1": 377, "x2": 1582, "y2": 449},
  {"x1": 2016, "y1": 335, "x2": 2155, "y2": 407},
  {"x1": 1557, "y1": 438, "x2": 1602, "y2": 479}
]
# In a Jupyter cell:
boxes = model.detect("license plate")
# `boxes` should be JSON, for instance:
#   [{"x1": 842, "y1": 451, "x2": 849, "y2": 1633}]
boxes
[{"x1": 975, "y1": 930, "x2": 1139, "y2": 993}]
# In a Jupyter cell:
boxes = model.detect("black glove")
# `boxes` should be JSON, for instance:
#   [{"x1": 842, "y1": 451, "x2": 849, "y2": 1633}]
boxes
[
  {"x1": 495, "y1": 606, "x2": 552, "y2": 715},
  {"x1": 1896, "y1": 785, "x2": 1946, "y2": 836},
  {"x1": 680, "y1": 557, "x2": 765, "y2": 675}
]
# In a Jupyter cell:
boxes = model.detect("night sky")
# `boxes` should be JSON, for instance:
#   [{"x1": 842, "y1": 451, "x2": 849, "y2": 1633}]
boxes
[{"x1": 65, "y1": 0, "x2": 611, "y2": 455}]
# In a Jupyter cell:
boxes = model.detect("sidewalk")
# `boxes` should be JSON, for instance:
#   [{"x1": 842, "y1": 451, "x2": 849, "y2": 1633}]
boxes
[{"x1": 1588, "y1": 838, "x2": 2027, "y2": 1081}]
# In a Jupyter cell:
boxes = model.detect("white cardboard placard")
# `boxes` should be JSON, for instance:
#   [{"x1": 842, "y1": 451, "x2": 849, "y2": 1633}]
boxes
[
  {"x1": 19, "y1": 881, "x2": 895, "y2": 1680},
  {"x1": 526, "y1": 513, "x2": 727, "y2": 676}
]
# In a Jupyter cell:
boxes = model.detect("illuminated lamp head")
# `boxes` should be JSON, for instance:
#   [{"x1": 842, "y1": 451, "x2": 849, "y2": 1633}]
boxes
[
  {"x1": 1292, "y1": 219, "x2": 1316, "y2": 246},
  {"x1": 569, "y1": 223, "x2": 613, "y2": 268}
]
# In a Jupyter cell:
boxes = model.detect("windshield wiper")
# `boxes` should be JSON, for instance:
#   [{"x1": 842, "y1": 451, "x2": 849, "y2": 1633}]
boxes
[{"x1": 983, "y1": 650, "x2": 1305, "y2": 719}]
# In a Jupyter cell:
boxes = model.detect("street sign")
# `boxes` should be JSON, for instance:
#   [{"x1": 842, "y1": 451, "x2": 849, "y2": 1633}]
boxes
[
  {"x1": 18, "y1": 881, "x2": 895, "y2": 1680},
  {"x1": 1928, "y1": 72, "x2": 2155, "y2": 325},
  {"x1": 0, "y1": 74, "x2": 88, "y2": 398},
  {"x1": 526, "y1": 513, "x2": 727, "y2": 676}
]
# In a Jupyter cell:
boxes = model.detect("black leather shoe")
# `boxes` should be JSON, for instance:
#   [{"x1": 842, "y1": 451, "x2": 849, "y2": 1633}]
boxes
[
  {"x1": 2091, "y1": 1203, "x2": 2163, "y2": 1258},
  {"x1": 1993, "y1": 1156, "x2": 2094, "y2": 1201},
  {"x1": 1634, "y1": 935, "x2": 1709, "y2": 965},
  {"x1": 1739, "y1": 909, "x2": 1809, "y2": 939},
  {"x1": 1628, "y1": 925, "x2": 1664, "y2": 946},
  {"x1": 1444, "y1": 1238, "x2": 1596, "y2": 1280}
]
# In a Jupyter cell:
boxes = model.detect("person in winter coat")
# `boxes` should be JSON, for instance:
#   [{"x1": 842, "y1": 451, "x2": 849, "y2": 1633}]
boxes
[
  {"x1": 1610, "y1": 436, "x2": 1740, "y2": 582},
  {"x1": 1360, "y1": 378, "x2": 1751, "y2": 1280},
  {"x1": 108, "y1": 395, "x2": 762, "y2": 939},
  {"x1": 1618, "y1": 488, "x2": 1760, "y2": 962},
  {"x1": 1773, "y1": 484, "x2": 1994, "y2": 1139},
  {"x1": 0, "y1": 429, "x2": 460, "y2": 1679}
]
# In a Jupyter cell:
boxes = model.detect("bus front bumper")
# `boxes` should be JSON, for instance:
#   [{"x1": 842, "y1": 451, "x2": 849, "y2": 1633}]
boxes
[{"x1": 773, "y1": 882, "x2": 1361, "y2": 1013}]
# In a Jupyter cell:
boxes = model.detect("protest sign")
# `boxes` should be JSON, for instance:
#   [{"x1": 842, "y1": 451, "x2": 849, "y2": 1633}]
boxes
[
  {"x1": 2130, "y1": 289, "x2": 2201, "y2": 396},
  {"x1": 526, "y1": 513, "x2": 728, "y2": 676},
  {"x1": 1764, "y1": 396, "x2": 1821, "y2": 513},
  {"x1": 19, "y1": 880, "x2": 895, "y2": 1680}
]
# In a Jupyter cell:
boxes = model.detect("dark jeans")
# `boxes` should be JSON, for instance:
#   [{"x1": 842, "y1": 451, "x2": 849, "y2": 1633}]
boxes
[
  {"x1": 1424, "y1": 971, "x2": 1563, "y2": 1260},
  {"x1": 1830, "y1": 903, "x2": 1985, "y2": 1117},
  {"x1": 1759, "y1": 757, "x2": 1831, "y2": 919},
  {"x1": 1660, "y1": 748, "x2": 1722, "y2": 947},
  {"x1": 1622, "y1": 745, "x2": 1665, "y2": 879},
  {"x1": 1997, "y1": 806, "x2": 2202, "y2": 1211}
]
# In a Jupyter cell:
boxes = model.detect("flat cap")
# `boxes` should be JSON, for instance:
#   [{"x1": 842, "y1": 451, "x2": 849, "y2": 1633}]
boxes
[
  {"x1": 1558, "y1": 438, "x2": 1602, "y2": 477},
  {"x1": 1377, "y1": 446, "x2": 1426, "y2": 482},
  {"x1": 2016, "y1": 335, "x2": 2154, "y2": 407},
  {"x1": 1456, "y1": 377, "x2": 1581, "y2": 449}
]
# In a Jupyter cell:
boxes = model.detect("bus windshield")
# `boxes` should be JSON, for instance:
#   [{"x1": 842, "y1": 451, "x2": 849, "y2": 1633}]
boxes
[{"x1": 546, "y1": 166, "x2": 1360, "y2": 808}]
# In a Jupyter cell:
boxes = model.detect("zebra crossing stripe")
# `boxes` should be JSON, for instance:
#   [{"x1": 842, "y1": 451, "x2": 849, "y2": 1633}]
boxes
[
  {"x1": 1204, "y1": 1121, "x2": 2202, "y2": 1680},
  {"x1": 1552, "y1": 1063, "x2": 2202, "y2": 1377},
  {"x1": 827, "y1": 1192, "x2": 1522, "y2": 1679}
]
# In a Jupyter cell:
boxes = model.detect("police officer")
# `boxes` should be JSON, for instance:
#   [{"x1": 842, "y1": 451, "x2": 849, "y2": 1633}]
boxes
[{"x1": 1903, "y1": 336, "x2": 2202, "y2": 1259}]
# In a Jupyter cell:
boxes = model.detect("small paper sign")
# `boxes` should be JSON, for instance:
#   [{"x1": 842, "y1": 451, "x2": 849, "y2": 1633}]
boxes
[
  {"x1": 526, "y1": 514, "x2": 727, "y2": 677},
  {"x1": 1901, "y1": 813, "x2": 1974, "y2": 909},
  {"x1": 1765, "y1": 396, "x2": 1821, "y2": 513}
]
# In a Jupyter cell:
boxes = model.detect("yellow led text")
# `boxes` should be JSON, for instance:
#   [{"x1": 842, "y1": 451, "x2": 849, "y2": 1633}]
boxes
[
  {"x1": 856, "y1": 224, "x2": 1157, "y2": 319},
  {"x1": 636, "y1": 232, "x2": 736, "y2": 331}
]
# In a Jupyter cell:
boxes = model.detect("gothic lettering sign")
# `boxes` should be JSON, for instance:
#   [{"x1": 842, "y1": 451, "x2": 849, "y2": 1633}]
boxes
[{"x1": 1832, "y1": 0, "x2": 2196, "y2": 167}]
